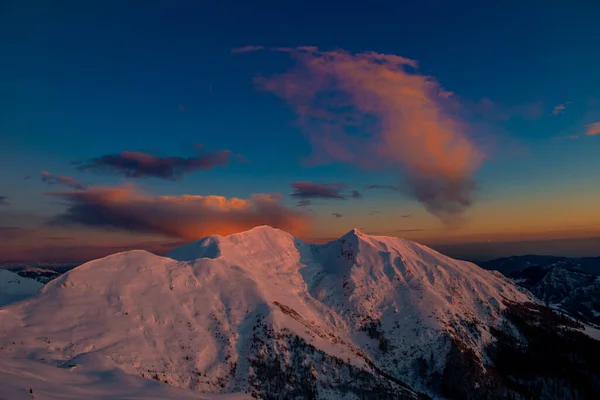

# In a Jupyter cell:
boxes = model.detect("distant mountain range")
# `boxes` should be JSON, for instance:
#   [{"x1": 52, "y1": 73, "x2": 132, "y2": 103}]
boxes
[
  {"x1": 1, "y1": 262, "x2": 80, "y2": 283},
  {"x1": 478, "y1": 255, "x2": 600, "y2": 326},
  {"x1": 1, "y1": 227, "x2": 600, "y2": 399}
]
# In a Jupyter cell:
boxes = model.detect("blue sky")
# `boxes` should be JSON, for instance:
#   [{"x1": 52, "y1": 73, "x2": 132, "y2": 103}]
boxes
[{"x1": 1, "y1": 0, "x2": 599, "y2": 261}]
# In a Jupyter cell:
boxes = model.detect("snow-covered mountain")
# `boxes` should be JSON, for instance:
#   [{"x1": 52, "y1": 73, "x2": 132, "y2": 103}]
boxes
[
  {"x1": 0, "y1": 268, "x2": 43, "y2": 306},
  {"x1": 1, "y1": 226, "x2": 599, "y2": 399}
]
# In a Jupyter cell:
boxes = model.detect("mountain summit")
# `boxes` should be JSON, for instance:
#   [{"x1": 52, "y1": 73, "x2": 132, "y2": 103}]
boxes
[{"x1": 1, "y1": 226, "x2": 598, "y2": 399}]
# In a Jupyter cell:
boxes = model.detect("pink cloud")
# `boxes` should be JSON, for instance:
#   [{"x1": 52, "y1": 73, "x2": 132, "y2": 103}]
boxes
[
  {"x1": 586, "y1": 122, "x2": 600, "y2": 136},
  {"x1": 46, "y1": 184, "x2": 310, "y2": 240},
  {"x1": 40, "y1": 171, "x2": 86, "y2": 190},
  {"x1": 439, "y1": 90, "x2": 454, "y2": 99},
  {"x1": 552, "y1": 103, "x2": 566, "y2": 115},
  {"x1": 255, "y1": 47, "x2": 483, "y2": 223}
]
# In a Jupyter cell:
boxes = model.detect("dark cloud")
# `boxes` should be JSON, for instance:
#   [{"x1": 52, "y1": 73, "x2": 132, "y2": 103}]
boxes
[
  {"x1": 0, "y1": 196, "x2": 7, "y2": 205},
  {"x1": 291, "y1": 182, "x2": 347, "y2": 199},
  {"x1": 364, "y1": 184, "x2": 399, "y2": 191},
  {"x1": 332, "y1": 213, "x2": 344, "y2": 218},
  {"x1": 290, "y1": 182, "x2": 361, "y2": 202},
  {"x1": 401, "y1": 214, "x2": 412, "y2": 218},
  {"x1": 40, "y1": 171, "x2": 86, "y2": 190},
  {"x1": 407, "y1": 175, "x2": 477, "y2": 225},
  {"x1": 296, "y1": 199, "x2": 312, "y2": 208},
  {"x1": 76, "y1": 148, "x2": 232, "y2": 180},
  {"x1": 395, "y1": 228, "x2": 424, "y2": 233},
  {"x1": 46, "y1": 184, "x2": 310, "y2": 240}
]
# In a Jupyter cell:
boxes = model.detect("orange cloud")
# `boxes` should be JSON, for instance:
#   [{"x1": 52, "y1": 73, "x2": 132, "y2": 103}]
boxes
[
  {"x1": 586, "y1": 122, "x2": 600, "y2": 136},
  {"x1": 255, "y1": 47, "x2": 483, "y2": 223},
  {"x1": 46, "y1": 184, "x2": 310, "y2": 240}
]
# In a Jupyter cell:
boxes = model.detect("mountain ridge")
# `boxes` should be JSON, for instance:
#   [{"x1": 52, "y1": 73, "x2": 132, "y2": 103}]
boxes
[{"x1": 1, "y1": 226, "x2": 598, "y2": 399}]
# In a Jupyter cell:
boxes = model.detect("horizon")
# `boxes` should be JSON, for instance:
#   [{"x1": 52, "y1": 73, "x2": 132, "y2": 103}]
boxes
[
  {"x1": 2, "y1": 1, "x2": 600, "y2": 262},
  {"x1": 2, "y1": 224, "x2": 599, "y2": 264}
]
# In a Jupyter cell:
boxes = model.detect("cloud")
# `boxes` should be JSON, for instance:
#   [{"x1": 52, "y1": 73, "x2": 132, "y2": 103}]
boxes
[
  {"x1": 256, "y1": 47, "x2": 483, "y2": 224},
  {"x1": 296, "y1": 199, "x2": 312, "y2": 208},
  {"x1": 439, "y1": 90, "x2": 454, "y2": 99},
  {"x1": 46, "y1": 184, "x2": 310, "y2": 240},
  {"x1": 290, "y1": 181, "x2": 361, "y2": 201},
  {"x1": 231, "y1": 45, "x2": 265, "y2": 54},
  {"x1": 40, "y1": 171, "x2": 86, "y2": 190},
  {"x1": 401, "y1": 214, "x2": 412, "y2": 218},
  {"x1": 364, "y1": 184, "x2": 399, "y2": 191},
  {"x1": 586, "y1": 122, "x2": 600, "y2": 136},
  {"x1": 332, "y1": 212, "x2": 343, "y2": 218},
  {"x1": 76, "y1": 148, "x2": 232, "y2": 180},
  {"x1": 395, "y1": 228, "x2": 424, "y2": 233},
  {"x1": 0, "y1": 196, "x2": 7, "y2": 205},
  {"x1": 552, "y1": 102, "x2": 571, "y2": 115}
]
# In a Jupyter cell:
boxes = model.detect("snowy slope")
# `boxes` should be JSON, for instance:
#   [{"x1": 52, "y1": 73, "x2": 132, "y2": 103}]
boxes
[
  {"x1": 0, "y1": 268, "x2": 43, "y2": 306},
  {"x1": 0, "y1": 226, "x2": 533, "y2": 399},
  {"x1": 0, "y1": 356, "x2": 250, "y2": 400}
]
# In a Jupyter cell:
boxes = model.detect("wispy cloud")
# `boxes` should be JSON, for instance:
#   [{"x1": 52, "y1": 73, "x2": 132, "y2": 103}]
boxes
[
  {"x1": 552, "y1": 102, "x2": 571, "y2": 115},
  {"x1": 256, "y1": 47, "x2": 483, "y2": 224},
  {"x1": 296, "y1": 199, "x2": 312, "y2": 208},
  {"x1": 46, "y1": 184, "x2": 310, "y2": 240},
  {"x1": 0, "y1": 195, "x2": 7, "y2": 205},
  {"x1": 231, "y1": 45, "x2": 265, "y2": 54},
  {"x1": 332, "y1": 212, "x2": 343, "y2": 218},
  {"x1": 290, "y1": 181, "x2": 361, "y2": 202},
  {"x1": 556, "y1": 121, "x2": 600, "y2": 140},
  {"x1": 586, "y1": 122, "x2": 600, "y2": 136},
  {"x1": 401, "y1": 214, "x2": 412, "y2": 218},
  {"x1": 40, "y1": 171, "x2": 86, "y2": 190},
  {"x1": 76, "y1": 147, "x2": 232, "y2": 180},
  {"x1": 364, "y1": 184, "x2": 399, "y2": 191}
]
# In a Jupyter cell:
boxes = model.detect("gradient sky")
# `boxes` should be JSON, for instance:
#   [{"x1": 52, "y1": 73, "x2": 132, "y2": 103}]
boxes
[{"x1": 1, "y1": 0, "x2": 600, "y2": 262}]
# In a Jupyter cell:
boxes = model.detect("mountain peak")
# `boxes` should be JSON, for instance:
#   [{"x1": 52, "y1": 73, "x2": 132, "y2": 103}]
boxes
[
  {"x1": 348, "y1": 227, "x2": 364, "y2": 235},
  {"x1": 340, "y1": 227, "x2": 365, "y2": 240}
]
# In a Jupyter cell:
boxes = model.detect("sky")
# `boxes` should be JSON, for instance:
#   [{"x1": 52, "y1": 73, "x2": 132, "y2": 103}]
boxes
[{"x1": 1, "y1": 0, "x2": 600, "y2": 262}]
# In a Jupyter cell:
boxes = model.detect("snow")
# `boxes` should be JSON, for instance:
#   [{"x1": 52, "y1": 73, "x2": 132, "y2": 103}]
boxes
[
  {"x1": 581, "y1": 324, "x2": 600, "y2": 341},
  {"x1": 0, "y1": 268, "x2": 43, "y2": 306},
  {"x1": 0, "y1": 226, "x2": 533, "y2": 397},
  {"x1": 0, "y1": 356, "x2": 250, "y2": 400}
]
